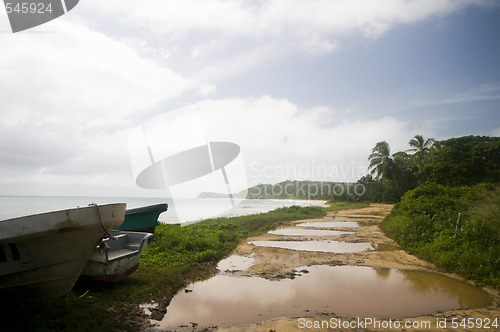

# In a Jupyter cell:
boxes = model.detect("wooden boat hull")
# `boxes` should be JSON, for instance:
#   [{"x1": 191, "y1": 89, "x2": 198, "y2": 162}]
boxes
[
  {"x1": 0, "y1": 203, "x2": 126, "y2": 300},
  {"x1": 80, "y1": 231, "x2": 153, "y2": 283},
  {"x1": 115, "y1": 203, "x2": 168, "y2": 233}
]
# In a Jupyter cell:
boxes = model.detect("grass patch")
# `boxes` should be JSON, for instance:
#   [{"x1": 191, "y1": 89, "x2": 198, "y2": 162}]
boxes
[{"x1": 0, "y1": 205, "x2": 325, "y2": 331}]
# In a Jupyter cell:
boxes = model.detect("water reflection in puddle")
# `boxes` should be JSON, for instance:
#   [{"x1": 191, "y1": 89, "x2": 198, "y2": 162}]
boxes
[
  {"x1": 268, "y1": 228, "x2": 355, "y2": 236},
  {"x1": 140, "y1": 301, "x2": 159, "y2": 316},
  {"x1": 248, "y1": 240, "x2": 373, "y2": 253},
  {"x1": 217, "y1": 255, "x2": 255, "y2": 271},
  {"x1": 297, "y1": 221, "x2": 359, "y2": 228},
  {"x1": 157, "y1": 266, "x2": 491, "y2": 330}
]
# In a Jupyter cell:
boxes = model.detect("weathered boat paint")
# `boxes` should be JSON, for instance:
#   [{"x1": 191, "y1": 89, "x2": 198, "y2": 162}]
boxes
[{"x1": 0, "y1": 203, "x2": 126, "y2": 300}]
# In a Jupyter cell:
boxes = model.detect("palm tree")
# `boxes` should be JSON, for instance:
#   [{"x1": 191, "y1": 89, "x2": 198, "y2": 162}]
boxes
[
  {"x1": 368, "y1": 141, "x2": 401, "y2": 196},
  {"x1": 407, "y1": 135, "x2": 435, "y2": 168}
]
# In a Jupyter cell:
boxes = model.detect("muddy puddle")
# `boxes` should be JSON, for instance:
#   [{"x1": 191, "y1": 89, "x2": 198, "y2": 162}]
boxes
[
  {"x1": 268, "y1": 228, "x2": 355, "y2": 236},
  {"x1": 154, "y1": 265, "x2": 491, "y2": 330},
  {"x1": 297, "y1": 221, "x2": 360, "y2": 228},
  {"x1": 217, "y1": 254, "x2": 255, "y2": 271},
  {"x1": 248, "y1": 240, "x2": 373, "y2": 253}
]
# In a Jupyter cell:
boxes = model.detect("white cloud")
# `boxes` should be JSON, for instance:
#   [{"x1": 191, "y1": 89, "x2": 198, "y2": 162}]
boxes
[
  {"x1": 69, "y1": 0, "x2": 485, "y2": 84},
  {"x1": 0, "y1": 0, "x2": 491, "y2": 198},
  {"x1": 0, "y1": 20, "x2": 191, "y2": 128},
  {"x1": 0, "y1": 18, "x2": 198, "y2": 196},
  {"x1": 191, "y1": 40, "x2": 229, "y2": 59},
  {"x1": 134, "y1": 96, "x2": 414, "y2": 188},
  {"x1": 0, "y1": 92, "x2": 457, "y2": 196},
  {"x1": 197, "y1": 44, "x2": 279, "y2": 82},
  {"x1": 78, "y1": 0, "x2": 481, "y2": 40}
]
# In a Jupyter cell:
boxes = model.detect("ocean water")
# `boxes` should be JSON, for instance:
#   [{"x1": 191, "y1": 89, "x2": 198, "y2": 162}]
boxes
[{"x1": 0, "y1": 196, "x2": 326, "y2": 224}]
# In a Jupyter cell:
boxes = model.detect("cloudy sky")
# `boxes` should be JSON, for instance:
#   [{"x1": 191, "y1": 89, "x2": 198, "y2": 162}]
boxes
[{"x1": 0, "y1": 0, "x2": 499, "y2": 198}]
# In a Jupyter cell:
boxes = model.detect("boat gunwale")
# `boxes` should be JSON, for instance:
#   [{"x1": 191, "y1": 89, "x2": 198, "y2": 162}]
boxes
[
  {"x1": 0, "y1": 203, "x2": 127, "y2": 223},
  {"x1": 124, "y1": 203, "x2": 168, "y2": 215}
]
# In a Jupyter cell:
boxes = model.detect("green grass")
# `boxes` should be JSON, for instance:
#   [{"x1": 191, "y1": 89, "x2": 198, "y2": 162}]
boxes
[
  {"x1": 0, "y1": 205, "x2": 326, "y2": 331},
  {"x1": 382, "y1": 183, "x2": 500, "y2": 287}
]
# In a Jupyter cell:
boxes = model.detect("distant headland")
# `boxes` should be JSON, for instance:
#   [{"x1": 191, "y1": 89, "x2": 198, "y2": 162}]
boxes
[{"x1": 198, "y1": 180, "x2": 340, "y2": 200}]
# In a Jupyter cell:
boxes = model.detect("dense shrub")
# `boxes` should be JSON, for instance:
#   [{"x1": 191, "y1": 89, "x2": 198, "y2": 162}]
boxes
[
  {"x1": 382, "y1": 183, "x2": 500, "y2": 287},
  {"x1": 418, "y1": 136, "x2": 500, "y2": 186}
]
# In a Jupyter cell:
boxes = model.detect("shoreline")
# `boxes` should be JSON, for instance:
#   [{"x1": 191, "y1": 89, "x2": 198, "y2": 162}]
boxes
[{"x1": 168, "y1": 198, "x2": 328, "y2": 225}]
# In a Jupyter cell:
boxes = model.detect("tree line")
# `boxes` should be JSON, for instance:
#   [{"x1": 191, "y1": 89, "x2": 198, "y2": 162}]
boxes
[{"x1": 336, "y1": 135, "x2": 500, "y2": 203}]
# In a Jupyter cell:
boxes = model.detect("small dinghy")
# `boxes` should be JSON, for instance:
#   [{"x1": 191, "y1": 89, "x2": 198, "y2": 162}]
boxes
[{"x1": 79, "y1": 231, "x2": 153, "y2": 283}]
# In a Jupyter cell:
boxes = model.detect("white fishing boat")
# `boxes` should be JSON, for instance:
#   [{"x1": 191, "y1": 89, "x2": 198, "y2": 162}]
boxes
[
  {"x1": 80, "y1": 231, "x2": 153, "y2": 283},
  {"x1": 0, "y1": 203, "x2": 126, "y2": 300}
]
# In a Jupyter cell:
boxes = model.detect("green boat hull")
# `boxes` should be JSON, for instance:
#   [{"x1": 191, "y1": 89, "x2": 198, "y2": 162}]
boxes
[{"x1": 115, "y1": 203, "x2": 168, "y2": 233}]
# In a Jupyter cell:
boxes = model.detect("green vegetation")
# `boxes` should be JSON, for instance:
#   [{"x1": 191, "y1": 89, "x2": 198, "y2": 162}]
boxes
[
  {"x1": 418, "y1": 136, "x2": 500, "y2": 186},
  {"x1": 328, "y1": 179, "x2": 387, "y2": 203},
  {"x1": 141, "y1": 205, "x2": 326, "y2": 269},
  {"x1": 335, "y1": 135, "x2": 500, "y2": 204},
  {"x1": 368, "y1": 140, "x2": 405, "y2": 197},
  {"x1": 246, "y1": 180, "x2": 334, "y2": 200},
  {"x1": 3, "y1": 133, "x2": 498, "y2": 330},
  {"x1": 1, "y1": 205, "x2": 328, "y2": 331},
  {"x1": 375, "y1": 135, "x2": 500, "y2": 287},
  {"x1": 382, "y1": 183, "x2": 500, "y2": 287},
  {"x1": 199, "y1": 180, "x2": 335, "y2": 200},
  {"x1": 407, "y1": 134, "x2": 436, "y2": 168},
  {"x1": 328, "y1": 134, "x2": 437, "y2": 204},
  {"x1": 363, "y1": 135, "x2": 436, "y2": 203}
]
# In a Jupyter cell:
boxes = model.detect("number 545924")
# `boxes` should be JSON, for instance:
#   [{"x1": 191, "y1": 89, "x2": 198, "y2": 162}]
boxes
[{"x1": 5, "y1": 2, "x2": 54, "y2": 14}]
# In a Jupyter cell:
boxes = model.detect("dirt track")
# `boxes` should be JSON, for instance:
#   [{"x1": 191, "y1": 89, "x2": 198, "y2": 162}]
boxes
[{"x1": 219, "y1": 204, "x2": 500, "y2": 332}]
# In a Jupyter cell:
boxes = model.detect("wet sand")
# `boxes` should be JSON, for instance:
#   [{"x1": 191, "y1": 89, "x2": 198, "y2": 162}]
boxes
[{"x1": 215, "y1": 204, "x2": 500, "y2": 332}]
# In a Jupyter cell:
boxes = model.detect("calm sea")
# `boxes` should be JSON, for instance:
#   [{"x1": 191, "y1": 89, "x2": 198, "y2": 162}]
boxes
[{"x1": 0, "y1": 196, "x2": 326, "y2": 224}]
